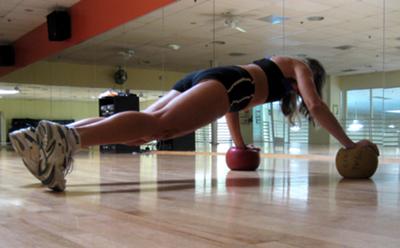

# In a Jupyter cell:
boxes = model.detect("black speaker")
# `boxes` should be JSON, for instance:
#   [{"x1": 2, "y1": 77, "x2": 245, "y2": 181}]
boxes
[
  {"x1": 47, "y1": 10, "x2": 71, "y2": 41},
  {"x1": 157, "y1": 133, "x2": 196, "y2": 151},
  {"x1": 0, "y1": 45, "x2": 15, "y2": 66},
  {"x1": 99, "y1": 94, "x2": 141, "y2": 153}
]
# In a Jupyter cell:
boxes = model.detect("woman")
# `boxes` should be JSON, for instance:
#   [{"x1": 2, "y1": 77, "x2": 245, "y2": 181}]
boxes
[{"x1": 10, "y1": 56, "x2": 379, "y2": 192}]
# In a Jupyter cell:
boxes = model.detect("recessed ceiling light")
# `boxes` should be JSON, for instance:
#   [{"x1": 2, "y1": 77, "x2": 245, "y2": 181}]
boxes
[
  {"x1": 229, "y1": 52, "x2": 247, "y2": 57},
  {"x1": 386, "y1": 110, "x2": 400, "y2": 113},
  {"x1": 167, "y1": 44, "x2": 181, "y2": 50},
  {"x1": 347, "y1": 120, "x2": 363, "y2": 132},
  {"x1": 259, "y1": 15, "x2": 289, "y2": 25},
  {"x1": 307, "y1": 16, "x2": 324, "y2": 21},
  {"x1": 0, "y1": 88, "x2": 20, "y2": 95}
]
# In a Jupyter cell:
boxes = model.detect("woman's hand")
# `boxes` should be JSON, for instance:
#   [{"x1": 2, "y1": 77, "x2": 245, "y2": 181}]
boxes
[{"x1": 353, "y1": 139, "x2": 380, "y2": 156}]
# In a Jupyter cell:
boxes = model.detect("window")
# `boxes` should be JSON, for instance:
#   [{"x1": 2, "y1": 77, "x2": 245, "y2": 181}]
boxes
[
  {"x1": 345, "y1": 87, "x2": 400, "y2": 147},
  {"x1": 253, "y1": 103, "x2": 309, "y2": 145}
]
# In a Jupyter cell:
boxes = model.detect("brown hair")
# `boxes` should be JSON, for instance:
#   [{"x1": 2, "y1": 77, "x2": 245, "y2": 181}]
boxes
[{"x1": 280, "y1": 57, "x2": 326, "y2": 125}]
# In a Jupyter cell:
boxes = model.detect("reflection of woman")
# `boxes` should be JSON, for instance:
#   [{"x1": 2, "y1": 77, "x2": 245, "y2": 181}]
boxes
[{"x1": 10, "y1": 56, "x2": 378, "y2": 191}]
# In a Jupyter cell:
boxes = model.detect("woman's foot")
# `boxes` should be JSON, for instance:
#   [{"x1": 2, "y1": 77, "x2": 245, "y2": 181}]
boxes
[{"x1": 35, "y1": 120, "x2": 80, "y2": 192}]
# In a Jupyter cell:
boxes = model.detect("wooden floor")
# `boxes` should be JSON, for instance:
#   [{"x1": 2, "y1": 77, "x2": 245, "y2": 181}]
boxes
[{"x1": 1, "y1": 146, "x2": 400, "y2": 248}]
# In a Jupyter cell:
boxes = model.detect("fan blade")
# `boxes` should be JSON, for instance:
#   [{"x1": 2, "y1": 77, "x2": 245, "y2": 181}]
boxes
[{"x1": 235, "y1": 26, "x2": 247, "y2": 33}]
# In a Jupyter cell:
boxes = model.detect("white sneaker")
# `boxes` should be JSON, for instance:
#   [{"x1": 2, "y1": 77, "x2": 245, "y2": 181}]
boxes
[
  {"x1": 36, "y1": 120, "x2": 78, "y2": 192},
  {"x1": 9, "y1": 127, "x2": 42, "y2": 180}
]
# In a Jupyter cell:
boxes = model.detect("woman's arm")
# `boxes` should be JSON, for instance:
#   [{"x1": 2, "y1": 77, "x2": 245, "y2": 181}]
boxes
[
  {"x1": 294, "y1": 64, "x2": 355, "y2": 148},
  {"x1": 225, "y1": 112, "x2": 246, "y2": 148}
]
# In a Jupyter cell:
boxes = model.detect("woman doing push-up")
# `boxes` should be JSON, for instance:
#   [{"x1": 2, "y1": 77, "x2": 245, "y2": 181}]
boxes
[{"x1": 10, "y1": 56, "x2": 378, "y2": 191}]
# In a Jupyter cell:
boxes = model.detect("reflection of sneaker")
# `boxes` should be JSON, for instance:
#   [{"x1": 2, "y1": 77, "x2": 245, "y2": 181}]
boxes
[
  {"x1": 9, "y1": 127, "x2": 42, "y2": 181},
  {"x1": 36, "y1": 120, "x2": 79, "y2": 192}
]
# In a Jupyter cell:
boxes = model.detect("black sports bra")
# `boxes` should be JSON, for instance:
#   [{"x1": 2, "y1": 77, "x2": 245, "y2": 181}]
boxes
[{"x1": 252, "y1": 58, "x2": 294, "y2": 103}]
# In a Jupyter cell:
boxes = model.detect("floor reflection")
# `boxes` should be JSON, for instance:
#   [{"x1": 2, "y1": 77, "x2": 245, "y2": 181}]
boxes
[{"x1": 2, "y1": 146, "x2": 400, "y2": 247}]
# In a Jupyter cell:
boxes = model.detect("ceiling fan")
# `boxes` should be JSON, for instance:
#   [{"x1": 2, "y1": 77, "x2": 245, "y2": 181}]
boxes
[
  {"x1": 223, "y1": 16, "x2": 246, "y2": 33},
  {"x1": 117, "y1": 49, "x2": 135, "y2": 60},
  {"x1": 201, "y1": 10, "x2": 254, "y2": 33}
]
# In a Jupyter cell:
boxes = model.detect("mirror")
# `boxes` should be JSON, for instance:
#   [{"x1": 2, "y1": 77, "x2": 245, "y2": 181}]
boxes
[{"x1": 0, "y1": 0, "x2": 398, "y2": 156}]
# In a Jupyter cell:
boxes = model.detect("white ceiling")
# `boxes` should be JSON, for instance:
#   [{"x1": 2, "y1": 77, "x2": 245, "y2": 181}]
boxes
[
  {"x1": 2, "y1": 0, "x2": 400, "y2": 82},
  {"x1": 0, "y1": 0, "x2": 80, "y2": 42},
  {"x1": 47, "y1": 0, "x2": 400, "y2": 76}
]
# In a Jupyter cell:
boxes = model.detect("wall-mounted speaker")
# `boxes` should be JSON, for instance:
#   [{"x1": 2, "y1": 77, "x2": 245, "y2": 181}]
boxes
[
  {"x1": 47, "y1": 10, "x2": 71, "y2": 41},
  {"x1": 0, "y1": 45, "x2": 15, "y2": 66}
]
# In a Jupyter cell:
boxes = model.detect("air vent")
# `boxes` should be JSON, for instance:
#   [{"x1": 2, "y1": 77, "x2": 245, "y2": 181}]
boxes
[
  {"x1": 211, "y1": 40, "x2": 226, "y2": 45},
  {"x1": 334, "y1": 45, "x2": 354, "y2": 50},
  {"x1": 307, "y1": 16, "x2": 324, "y2": 21}
]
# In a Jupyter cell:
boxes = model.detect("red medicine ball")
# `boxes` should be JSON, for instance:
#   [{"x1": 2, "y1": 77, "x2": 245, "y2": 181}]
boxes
[{"x1": 226, "y1": 147, "x2": 261, "y2": 171}]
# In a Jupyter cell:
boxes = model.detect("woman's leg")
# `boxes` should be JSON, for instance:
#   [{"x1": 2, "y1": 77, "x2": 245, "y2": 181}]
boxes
[
  {"x1": 76, "y1": 80, "x2": 230, "y2": 147},
  {"x1": 62, "y1": 91, "x2": 180, "y2": 147},
  {"x1": 143, "y1": 90, "x2": 181, "y2": 113},
  {"x1": 121, "y1": 91, "x2": 182, "y2": 146},
  {"x1": 66, "y1": 91, "x2": 180, "y2": 130},
  {"x1": 66, "y1": 117, "x2": 105, "y2": 128}
]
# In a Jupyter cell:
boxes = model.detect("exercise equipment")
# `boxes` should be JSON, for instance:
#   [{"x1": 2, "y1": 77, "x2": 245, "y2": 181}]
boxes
[
  {"x1": 335, "y1": 146, "x2": 378, "y2": 179},
  {"x1": 226, "y1": 146, "x2": 260, "y2": 171}
]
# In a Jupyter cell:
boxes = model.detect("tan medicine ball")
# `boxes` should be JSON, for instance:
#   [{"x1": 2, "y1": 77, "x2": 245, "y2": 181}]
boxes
[{"x1": 335, "y1": 146, "x2": 378, "y2": 179}]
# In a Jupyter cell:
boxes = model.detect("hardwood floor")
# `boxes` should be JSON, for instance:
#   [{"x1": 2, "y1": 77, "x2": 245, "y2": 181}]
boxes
[{"x1": 0, "y1": 147, "x2": 399, "y2": 248}]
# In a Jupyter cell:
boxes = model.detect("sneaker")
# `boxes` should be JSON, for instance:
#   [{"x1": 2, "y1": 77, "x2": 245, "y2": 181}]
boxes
[
  {"x1": 9, "y1": 127, "x2": 42, "y2": 180},
  {"x1": 36, "y1": 120, "x2": 77, "y2": 192}
]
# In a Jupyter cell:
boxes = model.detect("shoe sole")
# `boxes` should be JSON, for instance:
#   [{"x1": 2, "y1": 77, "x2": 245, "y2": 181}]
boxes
[
  {"x1": 9, "y1": 132, "x2": 42, "y2": 180},
  {"x1": 9, "y1": 132, "x2": 25, "y2": 156}
]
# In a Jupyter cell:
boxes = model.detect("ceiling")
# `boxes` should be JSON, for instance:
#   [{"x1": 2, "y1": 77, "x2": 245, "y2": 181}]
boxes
[
  {"x1": 0, "y1": 0, "x2": 80, "y2": 42},
  {"x1": 46, "y1": 0, "x2": 400, "y2": 75},
  {"x1": 1, "y1": 0, "x2": 400, "y2": 101}
]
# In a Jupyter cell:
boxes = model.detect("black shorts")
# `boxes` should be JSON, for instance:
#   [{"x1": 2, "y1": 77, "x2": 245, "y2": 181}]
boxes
[{"x1": 172, "y1": 66, "x2": 255, "y2": 112}]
